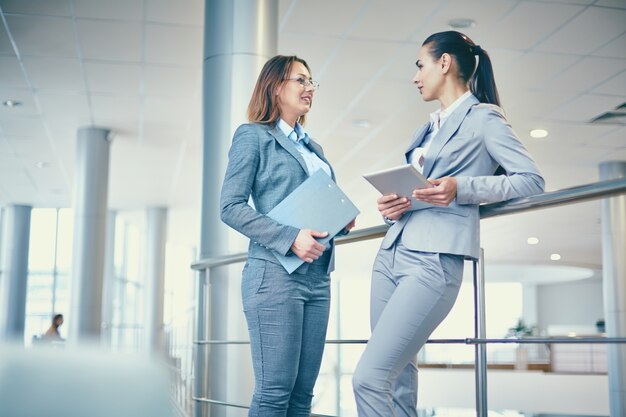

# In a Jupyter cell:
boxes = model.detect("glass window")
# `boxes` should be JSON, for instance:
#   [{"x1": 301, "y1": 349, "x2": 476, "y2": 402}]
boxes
[
  {"x1": 28, "y1": 209, "x2": 57, "y2": 271},
  {"x1": 55, "y1": 209, "x2": 73, "y2": 272}
]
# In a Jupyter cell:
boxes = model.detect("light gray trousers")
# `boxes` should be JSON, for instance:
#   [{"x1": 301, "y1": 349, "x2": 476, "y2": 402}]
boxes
[{"x1": 352, "y1": 240, "x2": 464, "y2": 417}]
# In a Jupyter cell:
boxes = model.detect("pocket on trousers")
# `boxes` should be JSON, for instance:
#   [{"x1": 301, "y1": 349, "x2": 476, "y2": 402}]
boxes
[{"x1": 241, "y1": 259, "x2": 266, "y2": 301}]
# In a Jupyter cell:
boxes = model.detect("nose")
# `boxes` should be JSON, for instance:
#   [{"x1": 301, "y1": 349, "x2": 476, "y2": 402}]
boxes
[{"x1": 412, "y1": 70, "x2": 420, "y2": 84}]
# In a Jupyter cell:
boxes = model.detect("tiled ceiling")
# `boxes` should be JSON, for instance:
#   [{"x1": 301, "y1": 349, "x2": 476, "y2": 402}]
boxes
[{"x1": 0, "y1": 0, "x2": 624, "y2": 270}]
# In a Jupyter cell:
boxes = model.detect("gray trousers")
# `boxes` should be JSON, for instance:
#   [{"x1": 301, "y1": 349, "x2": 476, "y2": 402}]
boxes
[{"x1": 352, "y1": 240, "x2": 464, "y2": 417}]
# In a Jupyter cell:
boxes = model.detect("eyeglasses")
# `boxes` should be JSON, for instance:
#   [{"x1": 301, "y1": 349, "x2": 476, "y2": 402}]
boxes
[{"x1": 285, "y1": 77, "x2": 320, "y2": 90}]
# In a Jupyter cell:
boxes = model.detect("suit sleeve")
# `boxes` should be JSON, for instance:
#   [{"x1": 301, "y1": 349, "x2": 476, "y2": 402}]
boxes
[
  {"x1": 456, "y1": 107, "x2": 545, "y2": 205},
  {"x1": 220, "y1": 125, "x2": 300, "y2": 256}
]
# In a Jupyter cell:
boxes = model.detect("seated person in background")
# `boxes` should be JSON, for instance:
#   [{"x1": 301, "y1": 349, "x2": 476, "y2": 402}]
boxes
[{"x1": 42, "y1": 313, "x2": 64, "y2": 342}]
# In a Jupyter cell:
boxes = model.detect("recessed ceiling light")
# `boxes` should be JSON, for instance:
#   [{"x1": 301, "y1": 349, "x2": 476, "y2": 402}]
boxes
[
  {"x1": 527, "y1": 237, "x2": 539, "y2": 245},
  {"x1": 550, "y1": 253, "x2": 561, "y2": 261},
  {"x1": 35, "y1": 161, "x2": 49, "y2": 169},
  {"x1": 353, "y1": 119, "x2": 371, "y2": 128},
  {"x1": 448, "y1": 18, "x2": 476, "y2": 29},
  {"x1": 530, "y1": 129, "x2": 548, "y2": 138},
  {"x1": 3, "y1": 100, "x2": 23, "y2": 108}
]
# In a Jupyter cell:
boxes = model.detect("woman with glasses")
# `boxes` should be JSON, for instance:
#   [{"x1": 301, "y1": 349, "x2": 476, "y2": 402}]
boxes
[
  {"x1": 352, "y1": 31, "x2": 544, "y2": 416},
  {"x1": 220, "y1": 55, "x2": 355, "y2": 416}
]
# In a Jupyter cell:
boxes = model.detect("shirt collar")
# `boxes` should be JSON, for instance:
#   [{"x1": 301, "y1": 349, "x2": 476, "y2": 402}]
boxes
[
  {"x1": 277, "y1": 118, "x2": 310, "y2": 144},
  {"x1": 429, "y1": 91, "x2": 473, "y2": 129}
]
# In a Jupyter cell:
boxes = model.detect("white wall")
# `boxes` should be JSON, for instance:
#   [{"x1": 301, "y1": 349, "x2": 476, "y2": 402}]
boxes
[{"x1": 537, "y1": 278, "x2": 604, "y2": 334}]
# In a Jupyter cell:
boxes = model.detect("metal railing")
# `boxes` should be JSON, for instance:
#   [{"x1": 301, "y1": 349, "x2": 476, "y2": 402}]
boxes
[{"x1": 190, "y1": 177, "x2": 626, "y2": 416}]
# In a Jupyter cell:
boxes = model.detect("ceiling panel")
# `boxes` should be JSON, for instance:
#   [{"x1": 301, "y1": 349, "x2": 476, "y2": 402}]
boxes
[
  {"x1": 281, "y1": 0, "x2": 367, "y2": 37},
  {"x1": 592, "y1": 69, "x2": 626, "y2": 96},
  {"x1": 350, "y1": 0, "x2": 438, "y2": 42},
  {"x1": 73, "y1": 0, "x2": 143, "y2": 21},
  {"x1": 537, "y1": 6, "x2": 626, "y2": 55},
  {"x1": 143, "y1": 65, "x2": 200, "y2": 98},
  {"x1": 426, "y1": 0, "x2": 518, "y2": 44},
  {"x1": 5, "y1": 14, "x2": 77, "y2": 58},
  {"x1": 488, "y1": 1, "x2": 584, "y2": 51},
  {"x1": 0, "y1": 18, "x2": 15, "y2": 56},
  {"x1": 90, "y1": 95, "x2": 139, "y2": 122},
  {"x1": 75, "y1": 19, "x2": 141, "y2": 62},
  {"x1": 544, "y1": 56, "x2": 625, "y2": 94},
  {"x1": 84, "y1": 61, "x2": 141, "y2": 95},
  {"x1": 145, "y1": 0, "x2": 203, "y2": 26},
  {"x1": 593, "y1": 32, "x2": 626, "y2": 59},
  {"x1": 22, "y1": 57, "x2": 84, "y2": 91},
  {"x1": 0, "y1": 114, "x2": 47, "y2": 137},
  {"x1": 549, "y1": 93, "x2": 625, "y2": 123},
  {"x1": 144, "y1": 23, "x2": 202, "y2": 65},
  {"x1": 0, "y1": 0, "x2": 71, "y2": 17},
  {"x1": 0, "y1": 56, "x2": 28, "y2": 88}
]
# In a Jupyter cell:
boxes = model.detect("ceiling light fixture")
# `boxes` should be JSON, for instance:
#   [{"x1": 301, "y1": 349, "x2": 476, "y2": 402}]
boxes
[
  {"x1": 527, "y1": 237, "x2": 539, "y2": 245},
  {"x1": 448, "y1": 18, "x2": 476, "y2": 29},
  {"x1": 530, "y1": 129, "x2": 548, "y2": 138},
  {"x1": 550, "y1": 253, "x2": 561, "y2": 261},
  {"x1": 35, "y1": 161, "x2": 49, "y2": 169},
  {"x1": 3, "y1": 100, "x2": 23, "y2": 108}
]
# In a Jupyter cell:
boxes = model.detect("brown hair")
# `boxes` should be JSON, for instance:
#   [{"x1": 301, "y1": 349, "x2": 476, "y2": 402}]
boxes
[{"x1": 247, "y1": 55, "x2": 311, "y2": 125}]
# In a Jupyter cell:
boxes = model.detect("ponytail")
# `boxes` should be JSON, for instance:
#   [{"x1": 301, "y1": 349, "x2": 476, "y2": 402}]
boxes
[
  {"x1": 471, "y1": 48, "x2": 500, "y2": 106},
  {"x1": 423, "y1": 31, "x2": 501, "y2": 107}
]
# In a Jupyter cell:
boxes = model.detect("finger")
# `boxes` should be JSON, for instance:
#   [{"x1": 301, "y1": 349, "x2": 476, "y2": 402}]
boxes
[
  {"x1": 377, "y1": 194, "x2": 398, "y2": 204},
  {"x1": 310, "y1": 230, "x2": 329, "y2": 238}
]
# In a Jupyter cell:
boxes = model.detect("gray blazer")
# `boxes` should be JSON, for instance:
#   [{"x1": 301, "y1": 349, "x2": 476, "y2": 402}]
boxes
[
  {"x1": 220, "y1": 122, "x2": 337, "y2": 273},
  {"x1": 382, "y1": 95, "x2": 545, "y2": 259}
]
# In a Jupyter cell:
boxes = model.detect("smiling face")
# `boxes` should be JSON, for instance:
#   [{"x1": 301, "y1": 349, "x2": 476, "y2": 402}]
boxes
[
  {"x1": 412, "y1": 44, "x2": 445, "y2": 102},
  {"x1": 276, "y1": 61, "x2": 315, "y2": 126}
]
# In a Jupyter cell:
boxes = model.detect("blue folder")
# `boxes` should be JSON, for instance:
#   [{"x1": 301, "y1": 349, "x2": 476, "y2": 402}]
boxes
[{"x1": 267, "y1": 169, "x2": 360, "y2": 273}]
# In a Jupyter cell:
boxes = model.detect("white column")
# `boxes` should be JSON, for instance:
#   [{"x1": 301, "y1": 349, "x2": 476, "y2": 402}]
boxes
[
  {"x1": 143, "y1": 207, "x2": 167, "y2": 356},
  {"x1": 69, "y1": 127, "x2": 112, "y2": 343},
  {"x1": 0, "y1": 205, "x2": 32, "y2": 343},
  {"x1": 599, "y1": 160, "x2": 626, "y2": 417},
  {"x1": 196, "y1": 1, "x2": 277, "y2": 416}
]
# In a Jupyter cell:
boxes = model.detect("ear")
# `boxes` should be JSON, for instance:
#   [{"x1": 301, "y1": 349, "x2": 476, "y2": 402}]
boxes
[
  {"x1": 275, "y1": 81, "x2": 283, "y2": 97},
  {"x1": 440, "y1": 53, "x2": 452, "y2": 74}
]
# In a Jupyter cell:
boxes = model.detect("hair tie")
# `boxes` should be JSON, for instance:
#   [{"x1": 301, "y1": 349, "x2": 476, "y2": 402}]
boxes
[{"x1": 472, "y1": 45, "x2": 482, "y2": 55}]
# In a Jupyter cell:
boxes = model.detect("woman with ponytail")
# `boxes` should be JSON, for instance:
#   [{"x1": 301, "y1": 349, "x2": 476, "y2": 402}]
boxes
[{"x1": 352, "y1": 31, "x2": 544, "y2": 416}]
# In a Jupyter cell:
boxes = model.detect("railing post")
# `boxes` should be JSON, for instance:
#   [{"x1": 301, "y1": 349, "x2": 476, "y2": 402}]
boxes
[
  {"x1": 473, "y1": 249, "x2": 488, "y2": 416},
  {"x1": 194, "y1": 268, "x2": 208, "y2": 417}
]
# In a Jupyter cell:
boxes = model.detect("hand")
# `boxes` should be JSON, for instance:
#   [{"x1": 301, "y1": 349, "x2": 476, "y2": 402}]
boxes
[
  {"x1": 377, "y1": 194, "x2": 411, "y2": 221},
  {"x1": 412, "y1": 177, "x2": 457, "y2": 206},
  {"x1": 344, "y1": 218, "x2": 356, "y2": 232},
  {"x1": 291, "y1": 229, "x2": 328, "y2": 263}
]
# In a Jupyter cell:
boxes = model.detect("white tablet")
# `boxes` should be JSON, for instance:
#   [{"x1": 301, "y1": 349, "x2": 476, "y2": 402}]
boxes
[{"x1": 363, "y1": 164, "x2": 433, "y2": 210}]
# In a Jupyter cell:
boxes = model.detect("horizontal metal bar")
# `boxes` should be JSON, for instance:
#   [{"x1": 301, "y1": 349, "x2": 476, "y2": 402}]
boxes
[
  {"x1": 480, "y1": 177, "x2": 626, "y2": 219},
  {"x1": 192, "y1": 178, "x2": 626, "y2": 270},
  {"x1": 194, "y1": 336, "x2": 626, "y2": 345},
  {"x1": 193, "y1": 397, "x2": 336, "y2": 417},
  {"x1": 469, "y1": 337, "x2": 626, "y2": 344}
]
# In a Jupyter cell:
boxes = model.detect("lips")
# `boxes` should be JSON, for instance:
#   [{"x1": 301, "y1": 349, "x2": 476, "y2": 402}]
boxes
[{"x1": 301, "y1": 94, "x2": 312, "y2": 105}]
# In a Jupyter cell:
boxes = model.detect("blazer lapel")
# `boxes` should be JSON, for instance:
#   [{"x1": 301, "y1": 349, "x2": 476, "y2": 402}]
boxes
[
  {"x1": 421, "y1": 95, "x2": 479, "y2": 178},
  {"x1": 268, "y1": 123, "x2": 309, "y2": 175},
  {"x1": 404, "y1": 123, "x2": 430, "y2": 162}
]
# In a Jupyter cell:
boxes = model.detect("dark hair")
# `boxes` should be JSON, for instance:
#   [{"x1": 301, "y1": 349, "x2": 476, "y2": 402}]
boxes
[
  {"x1": 422, "y1": 31, "x2": 501, "y2": 107},
  {"x1": 52, "y1": 314, "x2": 63, "y2": 324},
  {"x1": 247, "y1": 55, "x2": 312, "y2": 125}
]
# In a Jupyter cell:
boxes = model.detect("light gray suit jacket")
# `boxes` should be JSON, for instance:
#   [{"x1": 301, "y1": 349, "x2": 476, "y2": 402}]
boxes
[
  {"x1": 382, "y1": 95, "x2": 545, "y2": 259},
  {"x1": 220, "y1": 122, "x2": 337, "y2": 274}
]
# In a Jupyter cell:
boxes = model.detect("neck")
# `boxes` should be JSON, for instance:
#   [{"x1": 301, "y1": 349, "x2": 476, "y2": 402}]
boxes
[
  {"x1": 439, "y1": 85, "x2": 469, "y2": 110},
  {"x1": 281, "y1": 114, "x2": 298, "y2": 128}
]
